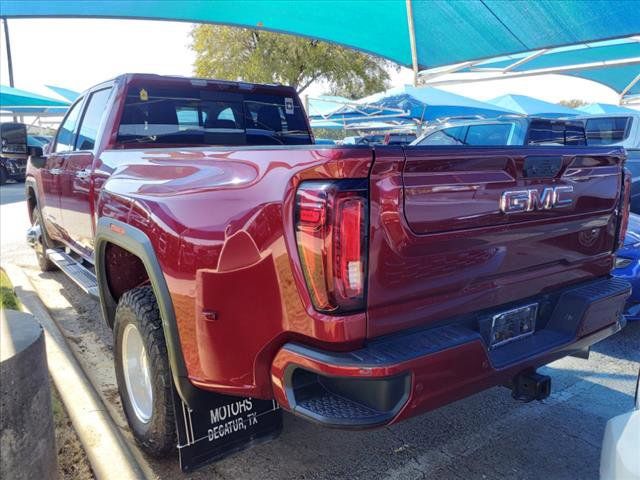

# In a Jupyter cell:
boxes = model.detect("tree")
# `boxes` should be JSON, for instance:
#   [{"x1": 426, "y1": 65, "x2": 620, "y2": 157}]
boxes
[
  {"x1": 190, "y1": 25, "x2": 393, "y2": 97},
  {"x1": 558, "y1": 99, "x2": 588, "y2": 108}
]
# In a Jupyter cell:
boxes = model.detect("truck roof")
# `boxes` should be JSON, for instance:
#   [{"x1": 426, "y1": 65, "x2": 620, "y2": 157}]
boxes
[{"x1": 83, "y1": 73, "x2": 297, "y2": 98}]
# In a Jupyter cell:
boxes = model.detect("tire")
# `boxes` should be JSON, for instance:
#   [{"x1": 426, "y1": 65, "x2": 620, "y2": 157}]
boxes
[
  {"x1": 32, "y1": 208, "x2": 56, "y2": 272},
  {"x1": 0, "y1": 167, "x2": 7, "y2": 185},
  {"x1": 114, "y1": 286, "x2": 176, "y2": 456}
]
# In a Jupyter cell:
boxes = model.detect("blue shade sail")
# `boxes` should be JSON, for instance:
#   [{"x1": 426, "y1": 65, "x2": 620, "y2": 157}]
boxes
[
  {"x1": 576, "y1": 103, "x2": 637, "y2": 114},
  {"x1": 317, "y1": 85, "x2": 516, "y2": 123},
  {"x1": 487, "y1": 94, "x2": 578, "y2": 118},
  {"x1": 3, "y1": 0, "x2": 639, "y2": 70},
  {"x1": 46, "y1": 85, "x2": 80, "y2": 102},
  {"x1": 0, "y1": 85, "x2": 70, "y2": 114}
]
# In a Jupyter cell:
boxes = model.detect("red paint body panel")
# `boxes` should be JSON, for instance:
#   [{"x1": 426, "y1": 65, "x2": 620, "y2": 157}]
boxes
[
  {"x1": 367, "y1": 147, "x2": 622, "y2": 338},
  {"x1": 26, "y1": 74, "x2": 629, "y2": 422}
]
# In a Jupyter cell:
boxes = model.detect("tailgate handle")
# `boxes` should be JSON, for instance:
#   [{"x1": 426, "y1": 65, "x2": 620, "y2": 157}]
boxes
[{"x1": 523, "y1": 156, "x2": 562, "y2": 178}]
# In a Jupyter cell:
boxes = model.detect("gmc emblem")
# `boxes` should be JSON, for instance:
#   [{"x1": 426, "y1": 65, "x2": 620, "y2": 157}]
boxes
[{"x1": 500, "y1": 186, "x2": 574, "y2": 213}]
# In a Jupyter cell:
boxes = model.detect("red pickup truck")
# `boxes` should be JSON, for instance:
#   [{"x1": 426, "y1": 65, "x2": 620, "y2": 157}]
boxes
[{"x1": 26, "y1": 74, "x2": 632, "y2": 458}]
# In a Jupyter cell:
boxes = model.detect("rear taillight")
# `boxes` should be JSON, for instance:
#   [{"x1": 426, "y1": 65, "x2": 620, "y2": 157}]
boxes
[
  {"x1": 295, "y1": 180, "x2": 368, "y2": 313},
  {"x1": 617, "y1": 168, "x2": 631, "y2": 249}
]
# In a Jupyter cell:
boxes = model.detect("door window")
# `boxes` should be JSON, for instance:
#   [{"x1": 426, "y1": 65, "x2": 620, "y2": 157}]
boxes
[
  {"x1": 585, "y1": 117, "x2": 631, "y2": 145},
  {"x1": 75, "y1": 88, "x2": 112, "y2": 151},
  {"x1": 465, "y1": 123, "x2": 513, "y2": 146},
  {"x1": 418, "y1": 126, "x2": 466, "y2": 145},
  {"x1": 54, "y1": 99, "x2": 83, "y2": 152}
]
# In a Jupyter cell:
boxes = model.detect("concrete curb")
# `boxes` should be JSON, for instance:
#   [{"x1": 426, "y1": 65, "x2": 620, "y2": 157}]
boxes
[{"x1": 3, "y1": 264, "x2": 148, "y2": 480}]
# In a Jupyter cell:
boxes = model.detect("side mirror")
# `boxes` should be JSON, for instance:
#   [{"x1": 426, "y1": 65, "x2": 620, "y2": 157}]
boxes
[{"x1": 28, "y1": 146, "x2": 46, "y2": 169}]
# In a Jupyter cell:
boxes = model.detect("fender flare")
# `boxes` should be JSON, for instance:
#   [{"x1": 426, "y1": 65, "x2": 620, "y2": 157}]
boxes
[{"x1": 94, "y1": 217, "x2": 197, "y2": 407}]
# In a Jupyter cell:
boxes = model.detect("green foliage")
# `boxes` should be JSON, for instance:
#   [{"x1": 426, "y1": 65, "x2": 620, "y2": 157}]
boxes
[
  {"x1": 311, "y1": 128, "x2": 346, "y2": 140},
  {"x1": 558, "y1": 99, "x2": 588, "y2": 108},
  {"x1": 0, "y1": 269, "x2": 21, "y2": 311},
  {"x1": 190, "y1": 25, "x2": 393, "y2": 96}
]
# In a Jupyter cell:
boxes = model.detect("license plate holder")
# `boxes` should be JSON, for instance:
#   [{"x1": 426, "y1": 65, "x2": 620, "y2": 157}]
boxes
[{"x1": 489, "y1": 303, "x2": 538, "y2": 349}]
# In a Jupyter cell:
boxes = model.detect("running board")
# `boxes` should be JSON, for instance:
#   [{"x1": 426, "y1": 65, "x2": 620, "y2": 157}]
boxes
[{"x1": 46, "y1": 249, "x2": 99, "y2": 299}]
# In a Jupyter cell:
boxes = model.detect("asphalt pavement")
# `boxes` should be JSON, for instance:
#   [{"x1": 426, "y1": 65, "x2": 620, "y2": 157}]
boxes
[{"x1": 1, "y1": 181, "x2": 638, "y2": 480}]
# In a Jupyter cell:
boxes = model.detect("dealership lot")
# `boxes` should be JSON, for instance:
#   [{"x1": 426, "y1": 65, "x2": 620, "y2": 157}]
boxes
[{"x1": 1, "y1": 181, "x2": 638, "y2": 479}]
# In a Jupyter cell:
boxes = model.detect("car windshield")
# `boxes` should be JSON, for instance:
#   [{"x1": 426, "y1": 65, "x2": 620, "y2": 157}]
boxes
[{"x1": 116, "y1": 82, "x2": 312, "y2": 146}]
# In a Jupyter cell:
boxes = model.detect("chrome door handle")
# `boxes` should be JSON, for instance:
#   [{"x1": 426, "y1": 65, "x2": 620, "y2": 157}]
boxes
[
  {"x1": 75, "y1": 169, "x2": 90, "y2": 179},
  {"x1": 49, "y1": 168, "x2": 62, "y2": 175}
]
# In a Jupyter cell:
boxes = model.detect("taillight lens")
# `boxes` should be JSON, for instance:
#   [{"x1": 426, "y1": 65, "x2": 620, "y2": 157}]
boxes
[
  {"x1": 617, "y1": 168, "x2": 631, "y2": 249},
  {"x1": 295, "y1": 180, "x2": 368, "y2": 313}
]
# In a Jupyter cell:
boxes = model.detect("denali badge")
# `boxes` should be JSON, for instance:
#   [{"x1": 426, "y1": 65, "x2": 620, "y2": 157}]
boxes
[{"x1": 500, "y1": 186, "x2": 574, "y2": 213}]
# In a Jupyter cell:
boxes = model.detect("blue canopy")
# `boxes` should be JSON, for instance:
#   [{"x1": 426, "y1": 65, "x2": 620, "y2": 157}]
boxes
[
  {"x1": 46, "y1": 85, "x2": 80, "y2": 102},
  {"x1": 3, "y1": 0, "x2": 639, "y2": 71},
  {"x1": 488, "y1": 94, "x2": 577, "y2": 118},
  {"x1": 307, "y1": 96, "x2": 352, "y2": 118},
  {"x1": 421, "y1": 37, "x2": 640, "y2": 102},
  {"x1": 314, "y1": 85, "x2": 516, "y2": 124},
  {"x1": 0, "y1": 85, "x2": 70, "y2": 115},
  {"x1": 576, "y1": 103, "x2": 637, "y2": 114}
]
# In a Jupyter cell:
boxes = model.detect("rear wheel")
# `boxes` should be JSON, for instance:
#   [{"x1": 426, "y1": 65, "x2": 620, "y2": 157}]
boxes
[
  {"x1": 0, "y1": 167, "x2": 7, "y2": 185},
  {"x1": 31, "y1": 208, "x2": 56, "y2": 272},
  {"x1": 114, "y1": 286, "x2": 176, "y2": 456}
]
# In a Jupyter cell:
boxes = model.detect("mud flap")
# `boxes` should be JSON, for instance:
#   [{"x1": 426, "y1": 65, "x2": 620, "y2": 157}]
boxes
[{"x1": 172, "y1": 387, "x2": 282, "y2": 472}]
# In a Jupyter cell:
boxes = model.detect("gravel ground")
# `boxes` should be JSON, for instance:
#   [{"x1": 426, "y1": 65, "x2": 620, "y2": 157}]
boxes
[{"x1": 2, "y1": 182, "x2": 639, "y2": 480}]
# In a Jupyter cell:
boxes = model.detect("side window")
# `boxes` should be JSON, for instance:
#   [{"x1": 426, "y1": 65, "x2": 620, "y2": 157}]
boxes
[
  {"x1": 585, "y1": 117, "x2": 631, "y2": 145},
  {"x1": 54, "y1": 99, "x2": 83, "y2": 153},
  {"x1": 465, "y1": 123, "x2": 512, "y2": 146},
  {"x1": 418, "y1": 126, "x2": 466, "y2": 145},
  {"x1": 75, "y1": 88, "x2": 112, "y2": 151}
]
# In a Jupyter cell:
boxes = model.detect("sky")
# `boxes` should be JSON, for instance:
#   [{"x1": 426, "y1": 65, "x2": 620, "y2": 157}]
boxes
[{"x1": 0, "y1": 18, "x2": 633, "y2": 110}]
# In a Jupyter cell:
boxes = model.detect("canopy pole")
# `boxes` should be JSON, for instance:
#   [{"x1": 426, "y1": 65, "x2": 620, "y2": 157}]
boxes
[
  {"x1": 2, "y1": 18, "x2": 18, "y2": 122},
  {"x1": 405, "y1": 0, "x2": 419, "y2": 86},
  {"x1": 619, "y1": 73, "x2": 640, "y2": 104}
]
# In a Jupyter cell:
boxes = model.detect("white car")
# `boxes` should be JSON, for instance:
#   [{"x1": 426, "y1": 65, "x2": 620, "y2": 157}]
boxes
[
  {"x1": 410, "y1": 116, "x2": 586, "y2": 147},
  {"x1": 600, "y1": 369, "x2": 640, "y2": 479},
  {"x1": 574, "y1": 112, "x2": 640, "y2": 213},
  {"x1": 574, "y1": 112, "x2": 640, "y2": 149}
]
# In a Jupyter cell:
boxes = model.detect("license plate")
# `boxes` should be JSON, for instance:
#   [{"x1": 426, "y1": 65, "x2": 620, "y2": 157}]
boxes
[{"x1": 489, "y1": 303, "x2": 538, "y2": 349}]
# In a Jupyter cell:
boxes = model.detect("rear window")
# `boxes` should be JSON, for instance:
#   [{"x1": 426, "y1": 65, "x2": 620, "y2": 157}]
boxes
[
  {"x1": 117, "y1": 82, "x2": 312, "y2": 146},
  {"x1": 527, "y1": 120, "x2": 586, "y2": 146},
  {"x1": 585, "y1": 117, "x2": 631, "y2": 145}
]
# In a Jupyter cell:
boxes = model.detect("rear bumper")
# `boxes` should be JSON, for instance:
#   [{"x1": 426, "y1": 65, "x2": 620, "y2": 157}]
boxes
[{"x1": 271, "y1": 277, "x2": 631, "y2": 428}]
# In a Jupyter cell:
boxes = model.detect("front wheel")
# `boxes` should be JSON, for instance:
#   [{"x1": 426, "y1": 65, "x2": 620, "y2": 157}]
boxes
[
  {"x1": 114, "y1": 286, "x2": 176, "y2": 456},
  {"x1": 0, "y1": 167, "x2": 7, "y2": 185}
]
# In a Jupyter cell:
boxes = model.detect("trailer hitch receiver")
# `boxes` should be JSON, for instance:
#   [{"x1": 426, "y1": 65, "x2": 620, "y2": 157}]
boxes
[{"x1": 511, "y1": 370, "x2": 551, "y2": 402}]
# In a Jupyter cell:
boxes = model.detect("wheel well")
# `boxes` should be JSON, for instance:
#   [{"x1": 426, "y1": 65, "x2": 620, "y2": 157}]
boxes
[
  {"x1": 103, "y1": 243, "x2": 150, "y2": 302},
  {"x1": 27, "y1": 186, "x2": 37, "y2": 222}
]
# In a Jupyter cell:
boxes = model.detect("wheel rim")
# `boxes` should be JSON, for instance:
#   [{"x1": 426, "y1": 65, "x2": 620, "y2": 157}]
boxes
[
  {"x1": 32, "y1": 214, "x2": 45, "y2": 256},
  {"x1": 122, "y1": 323, "x2": 153, "y2": 424}
]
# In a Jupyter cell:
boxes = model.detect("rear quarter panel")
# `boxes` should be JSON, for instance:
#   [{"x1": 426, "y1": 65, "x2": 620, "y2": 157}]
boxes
[{"x1": 95, "y1": 146, "x2": 372, "y2": 397}]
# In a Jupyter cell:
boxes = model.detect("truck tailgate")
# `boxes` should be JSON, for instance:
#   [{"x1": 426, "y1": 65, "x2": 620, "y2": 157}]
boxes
[{"x1": 367, "y1": 146, "x2": 625, "y2": 338}]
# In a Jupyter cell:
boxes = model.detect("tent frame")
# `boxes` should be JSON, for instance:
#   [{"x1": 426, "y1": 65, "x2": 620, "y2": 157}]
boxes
[{"x1": 419, "y1": 35, "x2": 640, "y2": 104}]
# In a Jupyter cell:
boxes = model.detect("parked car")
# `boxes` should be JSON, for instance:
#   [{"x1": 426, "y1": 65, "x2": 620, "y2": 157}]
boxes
[
  {"x1": 27, "y1": 135, "x2": 51, "y2": 148},
  {"x1": 342, "y1": 134, "x2": 385, "y2": 145},
  {"x1": 25, "y1": 74, "x2": 632, "y2": 463},
  {"x1": 575, "y1": 113, "x2": 640, "y2": 213},
  {"x1": 411, "y1": 116, "x2": 586, "y2": 146},
  {"x1": 314, "y1": 138, "x2": 336, "y2": 145},
  {"x1": 383, "y1": 131, "x2": 416, "y2": 145},
  {"x1": 600, "y1": 368, "x2": 640, "y2": 480},
  {"x1": 1, "y1": 122, "x2": 29, "y2": 184},
  {"x1": 614, "y1": 213, "x2": 640, "y2": 321}
]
